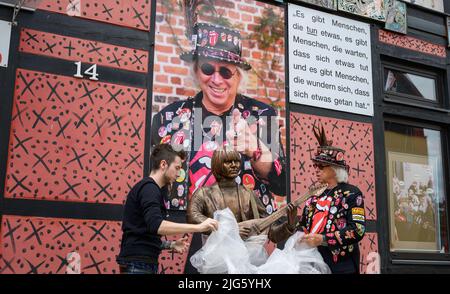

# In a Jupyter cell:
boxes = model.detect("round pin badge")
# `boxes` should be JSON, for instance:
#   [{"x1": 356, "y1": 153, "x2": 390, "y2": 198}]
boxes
[
  {"x1": 173, "y1": 130, "x2": 186, "y2": 145},
  {"x1": 160, "y1": 135, "x2": 172, "y2": 144},
  {"x1": 172, "y1": 122, "x2": 180, "y2": 131},
  {"x1": 205, "y1": 141, "x2": 218, "y2": 151},
  {"x1": 158, "y1": 126, "x2": 167, "y2": 138},
  {"x1": 183, "y1": 138, "x2": 191, "y2": 149},
  {"x1": 177, "y1": 185, "x2": 184, "y2": 197},
  {"x1": 266, "y1": 204, "x2": 273, "y2": 214},
  {"x1": 243, "y1": 174, "x2": 255, "y2": 190},
  {"x1": 176, "y1": 169, "x2": 186, "y2": 183},
  {"x1": 179, "y1": 108, "x2": 191, "y2": 123},
  {"x1": 166, "y1": 123, "x2": 173, "y2": 133},
  {"x1": 171, "y1": 198, "x2": 179, "y2": 208},
  {"x1": 262, "y1": 194, "x2": 269, "y2": 205},
  {"x1": 330, "y1": 207, "x2": 337, "y2": 214}
]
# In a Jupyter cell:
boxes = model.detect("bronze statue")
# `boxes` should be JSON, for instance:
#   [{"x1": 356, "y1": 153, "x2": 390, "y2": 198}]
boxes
[{"x1": 187, "y1": 147, "x2": 297, "y2": 243}]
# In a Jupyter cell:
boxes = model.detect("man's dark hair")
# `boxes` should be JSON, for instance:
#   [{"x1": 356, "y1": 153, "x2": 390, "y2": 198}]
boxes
[{"x1": 150, "y1": 144, "x2": 186, "y2": 171}]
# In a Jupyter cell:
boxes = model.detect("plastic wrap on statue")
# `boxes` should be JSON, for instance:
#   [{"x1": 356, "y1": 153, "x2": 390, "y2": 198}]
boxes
[
  {"x1": 256, "y1": 232, "x2": 331, "y2": 274},
  {"x1": 190, "y1": 208, "x2": 331, "y2": 274},
  {"x1": 190, "y1": 208, "x2": 256, "y2": 274}
]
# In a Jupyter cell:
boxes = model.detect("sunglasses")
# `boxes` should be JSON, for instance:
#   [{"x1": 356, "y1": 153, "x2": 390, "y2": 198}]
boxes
[
  {"x1": 313, "y1": 163, "x2": 329, "y2": 170},
  {"x1": 200, "y1": 63, "x2": 237, "y2": 80}
]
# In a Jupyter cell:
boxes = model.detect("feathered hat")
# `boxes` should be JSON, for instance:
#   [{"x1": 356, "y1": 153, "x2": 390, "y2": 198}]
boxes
[{"x1": 312, "y1": 124, "x2": 350, "y2": 172}]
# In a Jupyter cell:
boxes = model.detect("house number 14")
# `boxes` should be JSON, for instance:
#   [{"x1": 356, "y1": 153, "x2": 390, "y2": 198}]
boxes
[{"x1": 74, "y1": 61, "x2": 99, "y2": 81}]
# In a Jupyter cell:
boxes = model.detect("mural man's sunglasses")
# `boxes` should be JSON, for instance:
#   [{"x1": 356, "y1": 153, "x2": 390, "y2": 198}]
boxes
[
  {"x1": 313, "y1": 163, "x2": 329, "y2": 170},
  {"x1": 200, "y1": 63, "x2": 237, "y2": 80}
]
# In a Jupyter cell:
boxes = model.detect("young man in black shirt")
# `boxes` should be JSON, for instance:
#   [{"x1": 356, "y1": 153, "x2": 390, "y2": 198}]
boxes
[{"x1": 117, "y1": 144, "x2": 219, "y2": 274}]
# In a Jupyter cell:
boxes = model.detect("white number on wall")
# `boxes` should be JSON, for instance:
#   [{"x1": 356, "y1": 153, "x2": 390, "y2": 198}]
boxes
[{"x1": 74, "y1": 61, "x2": 99, "y2": 81}]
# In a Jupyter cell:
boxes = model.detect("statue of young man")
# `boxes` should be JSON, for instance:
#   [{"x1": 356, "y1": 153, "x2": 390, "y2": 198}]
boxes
[{"x1": 187, "y1": 148, "x2": 296, "y2": 243}]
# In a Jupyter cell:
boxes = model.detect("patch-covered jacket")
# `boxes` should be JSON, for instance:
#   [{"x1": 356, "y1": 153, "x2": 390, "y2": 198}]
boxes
[
  {"x1": 151, "y1": 92, "x2": 286, "y2": 212},
  {"x1": 299, "y1": 183, "x2": 366, "y2": 263}
]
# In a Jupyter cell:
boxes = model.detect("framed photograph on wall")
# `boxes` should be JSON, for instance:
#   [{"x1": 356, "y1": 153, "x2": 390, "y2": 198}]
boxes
[
  {"x1": 387, "y1": 152, "x2": 442, "y2": 253},
  {"x1": 447, "y1": 16, "x2": 450, "y2": 47}
]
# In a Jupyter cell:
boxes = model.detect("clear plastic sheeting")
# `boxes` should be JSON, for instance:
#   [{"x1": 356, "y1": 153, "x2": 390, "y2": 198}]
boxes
[
  {"x1": 190, "y1": 207, "x2": 252, "y2": 274},
  {"x1": 256, "y1": 231, "x2": 331, "y2": 274},
  {"x1": 190, "y1": 208, "x2": 331, "y2": 274}
]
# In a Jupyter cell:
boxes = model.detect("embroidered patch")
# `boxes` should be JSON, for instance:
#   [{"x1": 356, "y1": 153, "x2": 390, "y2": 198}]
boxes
[
  {"x1": 335, "y1": 231, "x2": 343, "y2": 245},
  {"x1": 352, "y1": 207, "x2": 365, "y2": 215},
  {"x1": 352, "y1": 214, "x2": 365, "y2": 222},
  {"x1": 356, "y1": 195, "x2": 363, "y2": 206},
  {"x1": 355, "y1": 223, "x2": 365, "y2": 236},
  {"x1": 166, "y1": 111, "x2": 174, "y2": 121},
  {"x1": 344, "y1": 230, "x2": 356, "y2": 239}
]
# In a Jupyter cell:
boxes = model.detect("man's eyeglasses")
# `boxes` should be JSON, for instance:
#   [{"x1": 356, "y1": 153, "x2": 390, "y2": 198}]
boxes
[{"x1": 200, "y1": 63, "x2": 237, "y2": 80}]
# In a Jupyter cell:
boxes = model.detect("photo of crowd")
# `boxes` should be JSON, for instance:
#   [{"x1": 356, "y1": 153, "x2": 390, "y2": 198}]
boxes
[{"x1": 391, "y1": 161, "x2": 438, "y2": 246}]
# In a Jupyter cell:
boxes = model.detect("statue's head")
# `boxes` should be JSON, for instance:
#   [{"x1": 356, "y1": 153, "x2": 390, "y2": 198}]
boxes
[{"x1": 211, "y1": 147, "x2": 241, "y2": 181}]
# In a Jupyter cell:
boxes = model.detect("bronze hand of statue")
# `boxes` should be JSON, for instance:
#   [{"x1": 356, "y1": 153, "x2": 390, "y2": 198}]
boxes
[
  {"x1": 239, "y1": 226, "x2": 251, "y2": 239},
  {"x1": 286, "y1": 203, "x2": 298, "y2": 232}
]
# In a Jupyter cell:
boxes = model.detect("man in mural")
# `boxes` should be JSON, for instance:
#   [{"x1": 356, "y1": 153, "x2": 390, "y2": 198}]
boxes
[
  {"x1": 151, "y1": 22, "x2": 286, "y2": 214},
  {"x1": 296, "y1": 125, "x2": 366, "y2": 274},
  {"x1": 116, "y1": 144, "x2": 219, "y2": 274},
  {"x1": 187, "y1": 147, "x2": 297, "y2": 243}
]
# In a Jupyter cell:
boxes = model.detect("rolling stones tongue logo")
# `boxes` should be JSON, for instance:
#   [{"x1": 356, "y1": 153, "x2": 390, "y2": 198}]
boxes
[
  {"x1": 209, "y1": 31, "x2": 219, "y2": 47},
  {"x1": 310, "y1": 195, "x2": 332, "y2": 234}
]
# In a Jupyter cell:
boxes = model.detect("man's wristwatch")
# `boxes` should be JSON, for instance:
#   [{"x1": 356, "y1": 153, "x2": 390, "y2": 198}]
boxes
[{"x1": 161, "y1": 240, "x2": 175, "y2": 250}]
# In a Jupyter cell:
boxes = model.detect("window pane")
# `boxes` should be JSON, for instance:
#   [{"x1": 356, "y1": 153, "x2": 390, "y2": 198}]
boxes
[
  {"x1": 384, "y1": 68, "x2": 437, "y2": 101},
  {"x1": 385, "y1": 122, "x2": 448, "y2": 253}
]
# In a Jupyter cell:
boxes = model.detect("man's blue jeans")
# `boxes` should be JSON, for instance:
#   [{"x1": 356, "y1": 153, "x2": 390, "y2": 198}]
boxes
[{"x1": 118, "y1": 261, "x2": 158, "y2": 274}]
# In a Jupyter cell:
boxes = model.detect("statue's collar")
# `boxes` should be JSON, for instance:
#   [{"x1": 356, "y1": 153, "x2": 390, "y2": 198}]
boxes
[{"x1": 217, "y1": 180, "x2": 237, "y2": 188}]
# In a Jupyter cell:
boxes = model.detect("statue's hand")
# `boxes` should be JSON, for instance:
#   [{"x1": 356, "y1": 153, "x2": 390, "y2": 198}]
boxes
[{"x1": 239, "y1": 226, "x2": 251, "y2": 240}]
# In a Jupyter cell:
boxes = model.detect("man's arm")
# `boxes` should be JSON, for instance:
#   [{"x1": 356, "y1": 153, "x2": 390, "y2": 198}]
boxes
[
  {"x1": 139, "y1": 184, "x2": 217, "y2": 236},
  {"x1": 157, "y1": 220, "x2": 216, "y2": 235}
]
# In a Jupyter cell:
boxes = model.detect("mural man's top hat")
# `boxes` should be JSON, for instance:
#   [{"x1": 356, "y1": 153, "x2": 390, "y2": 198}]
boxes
[
  {"x1": 180, "y1": 22, "x2": 252, "y2": 71},
  {"x1": 312, "y1": 124, "x2": 350, "y2": 172}
]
